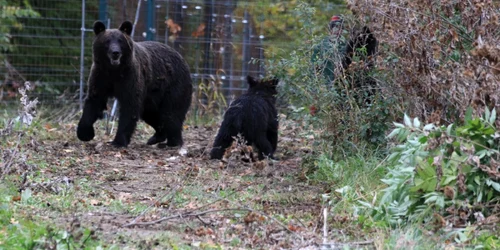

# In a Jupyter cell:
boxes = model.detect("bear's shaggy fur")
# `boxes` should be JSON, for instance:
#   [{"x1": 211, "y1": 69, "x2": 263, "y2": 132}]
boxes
[
  {"x1": 77, "y1": 21, "x2": 193, "y2": 147},
  {"x1": 210, "y1": 76, "x2": 279, "y2": 160}
]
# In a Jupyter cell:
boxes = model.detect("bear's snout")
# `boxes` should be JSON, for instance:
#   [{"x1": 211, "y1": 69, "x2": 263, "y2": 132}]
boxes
[
  {"x1": 111, "y1": 51, "x2": 121, "y2": 59},
  {"x1": 108, "y1": 44, "x2": 122, "y2": 65}
]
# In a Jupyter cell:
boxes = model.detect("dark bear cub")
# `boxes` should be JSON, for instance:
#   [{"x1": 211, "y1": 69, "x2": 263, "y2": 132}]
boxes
[
  {"x1": 210, "y1": 76, "x2": 279, "y2": 160},
  {"x1": 77, "y1": 21, "x2": 193, "y2": 147}
]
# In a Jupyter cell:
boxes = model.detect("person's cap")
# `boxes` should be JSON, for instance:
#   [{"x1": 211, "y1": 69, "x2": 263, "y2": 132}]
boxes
[
  {"x1": 330, "y1": 15, "x2": 342, "y2": 22},
  {"x1": 329, "y1": 15, "x2": 343, "y2": 29}
]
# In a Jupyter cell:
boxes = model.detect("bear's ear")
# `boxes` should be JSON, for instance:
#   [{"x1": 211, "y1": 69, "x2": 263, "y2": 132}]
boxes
[
  {"x1": 93, "y1": 21, "x2": 106, "y2": 35},
  {"x1": 119, "y1": 21, "x2": 133, "y2": 36},
  {"x1": 247, "y1": 75, "x2": 257, "y2": 88}
]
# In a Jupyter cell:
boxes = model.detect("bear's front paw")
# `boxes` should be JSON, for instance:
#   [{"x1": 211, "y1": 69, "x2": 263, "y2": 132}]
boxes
[{"x1": 76, "y1": 125, "x2": 95, "y2": 141}]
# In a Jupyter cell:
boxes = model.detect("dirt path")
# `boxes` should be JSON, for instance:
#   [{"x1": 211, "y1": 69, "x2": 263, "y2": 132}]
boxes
[{"x1": 31, "y1": 121, "x2": 325, "y2": 249}]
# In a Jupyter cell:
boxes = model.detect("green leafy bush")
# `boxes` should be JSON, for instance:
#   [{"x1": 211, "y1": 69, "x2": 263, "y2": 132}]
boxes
[
  {"x1": 0, "y1": 0, "x2": 39, "y2": 56},
  {"x1": 363, "y1": 109, "x2": 500, "y2": 228},
  {"x1": 267, "y1": 2, "x2": 397, "y2": 155}
]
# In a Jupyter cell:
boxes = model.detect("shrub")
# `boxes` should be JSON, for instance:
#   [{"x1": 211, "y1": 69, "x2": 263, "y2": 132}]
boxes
[
  {"x1": 347, "y1": 0, "x2": 500, "y2": 123},
  {"x1": 266, "y1": 2, "x2": 397, "y2": 155},
  {"x1": 362, "y1": 110, "x2": 500, "y2": 229}
]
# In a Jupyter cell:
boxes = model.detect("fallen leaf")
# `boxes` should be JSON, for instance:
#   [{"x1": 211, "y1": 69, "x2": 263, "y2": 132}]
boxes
[
  {"x1": 194, "y1": 227, "x2": 213, "y2": 236},
  {"x1": 154, "y1": 200, "x2": 169, "y2": 207},
  {"x1": 118, "y1": 192, "x2": 133, "y2": 202},
  {"x1": 233, "y1": 224, "x2": 244, "y2": 233},
  {"x1": 90, "y1": 199, "x2": 102, "y2": 206},
  {"x1": 244, "y1": 212, "x2": 262, "y2": 224},
  {"x1": 288, "y1": 224, "x2": 302, "y2": 232}
]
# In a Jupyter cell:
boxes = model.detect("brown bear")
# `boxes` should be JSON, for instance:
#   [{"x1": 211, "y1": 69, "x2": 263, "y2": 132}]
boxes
[{"x1": 77, "y1": 21, "x2": 193, "y2": 147}]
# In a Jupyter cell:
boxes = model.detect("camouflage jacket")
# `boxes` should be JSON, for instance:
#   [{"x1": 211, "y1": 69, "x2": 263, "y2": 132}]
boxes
[{"x1": 311, "y1": 35, "x2": 347, "y2": 84}]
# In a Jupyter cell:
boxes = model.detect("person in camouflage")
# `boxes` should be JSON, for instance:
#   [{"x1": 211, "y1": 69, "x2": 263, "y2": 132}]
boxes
[
  {"x1": 309, "y1": 15, "x2": 379, "y2": 115},
  {"x1": 311, "y1": 15, "x2": 347, "y2": 85}
]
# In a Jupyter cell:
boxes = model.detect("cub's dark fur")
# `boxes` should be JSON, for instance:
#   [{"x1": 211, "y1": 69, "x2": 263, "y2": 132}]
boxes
[{"x1": 210, "y1": 76, "x2": 279, "y2": 160}]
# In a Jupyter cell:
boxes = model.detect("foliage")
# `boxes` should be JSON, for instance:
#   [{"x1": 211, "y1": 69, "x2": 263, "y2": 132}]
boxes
[
  {"x1": 0, "y1": 189, "x2": 105, "y2": 249},
  {"x1": 4, "y1": 0, "x2": 98, "y2": 96},
  {"x1": 348, "y1": 0, "x2": 500, "y2": 122},
  {"x1": 362, "y1": 110, "x2": 500, "y2": 232},
  {"x1": 0, "y1": 82, "x2": 105, "y2": 249},
  {"x1": 189, "y1": 76, "x2": 228, "y2": 125},
  {"x1": 266, "y1": 2, "x2": 396, "y2": 156},
  {"x1": 239, "y1": 0, "x2": 346, "y2": 59},
  {"x1": 0, "y1": 0, "x2": 39, "y2": 59}
]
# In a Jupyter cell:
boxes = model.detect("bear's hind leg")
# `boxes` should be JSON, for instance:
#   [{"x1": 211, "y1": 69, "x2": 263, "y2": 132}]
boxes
[
  {"x1": 210, "y1": 120, "x2": 241, "y2": 160},
  {"x1": 147, "y1": 131, "x2": 167, "y2": 145},
  {"x1": 162, "y1": 117, "x2": 183, "y2": 147},
  {"x1": 142, "y1": 110, "x2": 168, "y2": 145},
  {"x1": 210, "y1": 133, "x2": 235, "y2": 160},
  {"x1": 267, "y1": 129, "x2": 278, "y2": 153},
  {"x1": 255, "y1": 133, "x2": 273, "y2": 160}
]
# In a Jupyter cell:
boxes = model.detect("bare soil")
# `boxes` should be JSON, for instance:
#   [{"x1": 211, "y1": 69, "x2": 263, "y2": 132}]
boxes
[{"x1": 28, "y1": 120, "x2": 329, "y2": 249}]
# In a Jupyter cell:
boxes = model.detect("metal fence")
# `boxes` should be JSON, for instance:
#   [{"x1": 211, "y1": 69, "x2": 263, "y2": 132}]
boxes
[{"x1": 0, "y1": 0, "x2": 345, "y2": 114}]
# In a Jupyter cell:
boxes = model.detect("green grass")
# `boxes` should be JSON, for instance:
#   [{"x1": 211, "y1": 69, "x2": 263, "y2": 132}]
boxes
[
  {"x1": 305, "y1": 149, "x2": 387, "y2": 212},
  {"x1": 0, "y1": 186, "x2": 108, "y2": 249}
]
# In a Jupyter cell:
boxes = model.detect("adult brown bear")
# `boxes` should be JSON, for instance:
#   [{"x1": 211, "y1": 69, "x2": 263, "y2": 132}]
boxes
[{"x1": 77, "y1": 21, "x2": 193, "y2": 147}]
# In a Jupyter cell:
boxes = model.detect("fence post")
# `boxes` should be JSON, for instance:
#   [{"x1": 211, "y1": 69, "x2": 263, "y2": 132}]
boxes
[
  {"x1": 258, "y1": 14, "x2": 265, "y2": 76},
  {"x1": 79, "y1": 0, "x2": 86, "y2": 110},
  {"x1": 242, "y1": 9, "x2": 250, "y2": 81},
  {"x1": 222, "y1": 0, "x2": 234, "y2": 97},
  {"x1": 99, "y1": 0, "x2": 107, "y2": 22},
  {"x1": 146, "y1": 0, "x2": 156, "y2": 41},
  {"x1": 203, "y1": 0, "x2": 214, "y2": 81},
  {"x1": 164, "y1": 1, "x2": 169, "y2": 44}
]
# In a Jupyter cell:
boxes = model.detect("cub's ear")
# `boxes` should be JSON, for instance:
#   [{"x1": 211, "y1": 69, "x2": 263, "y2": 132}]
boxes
[
  {"x1": 119, "y1": 21, "x2": 133, "y2": 36},
  {"x1": 247, "y1": 75, "x2": 257, "y2": 87},
  {"x1": 93, "y1": 21, "x2": 106, "y2": 35}
]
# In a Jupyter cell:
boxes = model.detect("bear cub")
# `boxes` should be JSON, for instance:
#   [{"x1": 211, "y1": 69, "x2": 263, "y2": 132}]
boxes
[
  {"x1": 77, "y1": 21, "x2": 193, "y2": 147},
  {"x1": 210, "y1": 76, "x2": 279, "y2": 160}
]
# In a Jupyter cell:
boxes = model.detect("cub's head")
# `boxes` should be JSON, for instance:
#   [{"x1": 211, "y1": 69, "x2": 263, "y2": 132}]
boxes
[
  {"x1": 92, "y1": 21, "x2": 134, "y2": 68},
  {"x1": 246, "y1": 75, "x2": 279, "y2": 98}
]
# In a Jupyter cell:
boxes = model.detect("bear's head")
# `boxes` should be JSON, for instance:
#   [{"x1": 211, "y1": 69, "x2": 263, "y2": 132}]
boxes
[
  {"x1": 92, "y1": 21, "x2": 134, "y2": 68},
  {"x1": 246, "y1": 75, "x2": 279, "y2": 98}
]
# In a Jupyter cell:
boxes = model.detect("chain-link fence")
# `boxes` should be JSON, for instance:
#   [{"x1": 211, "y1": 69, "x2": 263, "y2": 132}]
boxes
[{"x1": 0, "y1": 0, "x2": 345, "y2": 116}]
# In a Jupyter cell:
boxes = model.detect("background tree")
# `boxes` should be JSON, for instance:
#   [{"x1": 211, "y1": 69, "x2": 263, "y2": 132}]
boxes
[{"x1": 0, "y1": 0, "x2": 39, "y2": 92}]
